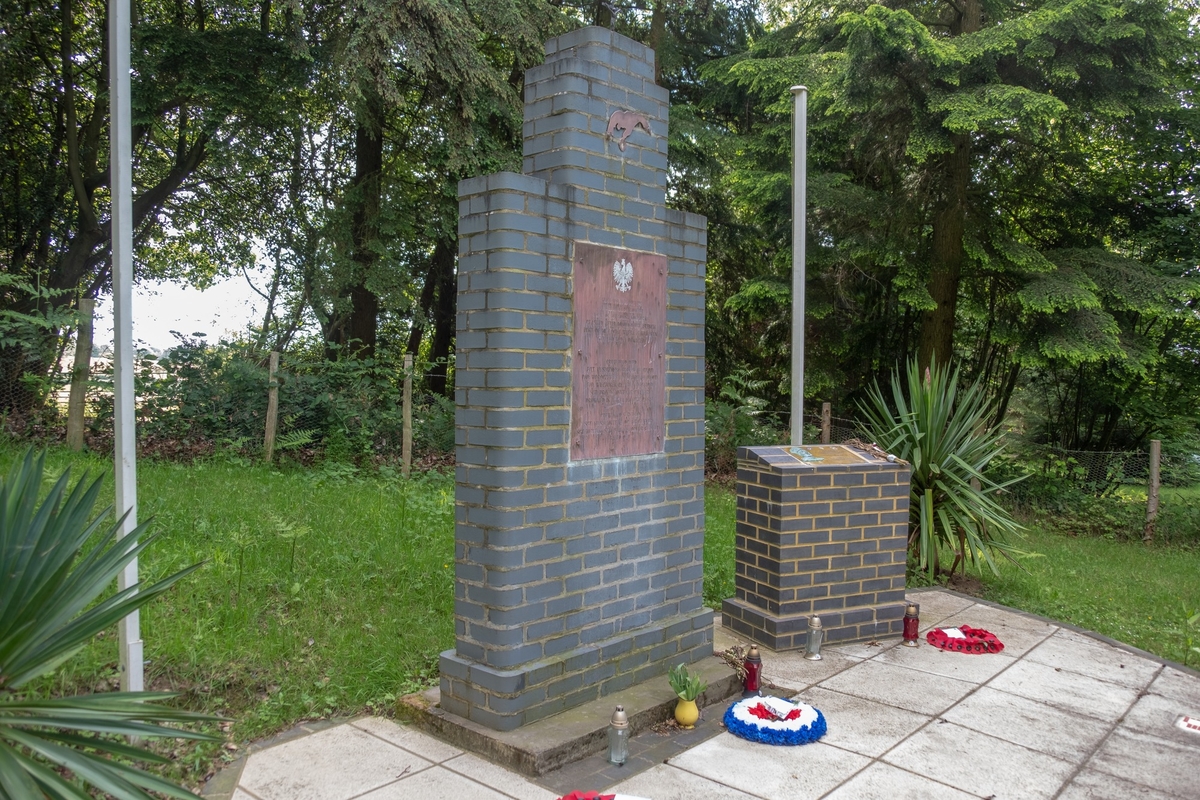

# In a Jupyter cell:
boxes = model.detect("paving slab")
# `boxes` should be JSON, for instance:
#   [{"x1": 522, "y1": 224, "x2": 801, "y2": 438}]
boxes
[
  {"x1": 790, "y1": 685, "x2": 928, "y2": 758},
  {"x1": 934, "y1": 602, "x2": 1057, "y2": 657},
  {"x1": 667, "y1": 734, "x2": 872, "y2": 799},
  {"x1": 1148, "y1": 665, "x2": 1200, "y2": 708},
  {"x1": 205, "y1": 590, "x2": 1200, "y2": 800},
  {"x1": 1119, "y1": 689, "x2": 1200, "y2": 749},
  {"x1": 443, "y1": 753, "x2": 559, "y2": 800},
  {"x1": 817, "y1": 657, "x2": 976, "y2": 715},
  {"x1": 237, "y1": 723, "x2": 431, "y2": 800},
  {"x1": 606, "y1": 763, "x2": 761, "y2": 800},
  {"x1": 821, "y1": 761, "x2": 980, "y2": 800},
  {"x1": 987, "y1": 659, "x2": 1141, "y2": 721},
  {"x1": 871, "y1": 637, "x2": 1017, "y2": 684},
  {"x1": 883, "y1": 720, "x2": 1076, "y2": 799},
  {"x1": 535, "y1": 712, "x2": 726, "y2": 796},
  {"x1": 1056, "y1": 768, "x2": 1185, "y2": 800},
  {"x1": 909, "y1": 589, "x2": 978, "y2": 629},
  {"x1": 761, "y1": 645, "x2": 865, "y2": 693},
  {"x1": 350, "y1": 716, "x2": 463, "y2": 762},
  {"x1": 1024, "y1": 628, "x2": 1161, "y2": 689},
  {"x1": 939, "y1": 684, "x2": 1112, "y2": 764},
  {"x1": 1085, "y1": 726, "x2": 1200, "y2": 798},
  {"x1": 359, "y1": 765, "x2": 513, "y2": 799}
]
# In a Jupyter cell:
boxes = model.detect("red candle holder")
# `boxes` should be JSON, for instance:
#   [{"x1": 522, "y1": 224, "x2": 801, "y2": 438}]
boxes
[
  {"x1": 742, "y1": 644, "x2": 762, "y2": 697},
  {"x1": 902, "y1": 602, "x2": 920, "y2": 647}
]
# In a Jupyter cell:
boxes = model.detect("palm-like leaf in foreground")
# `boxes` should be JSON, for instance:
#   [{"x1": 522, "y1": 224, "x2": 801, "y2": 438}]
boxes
[
  {"x1": 0, "y1": 450, "x2": 219, "y2": 799},
  {"x1": 859, "y1": 360, "x2": 1025, "y2": 580}
]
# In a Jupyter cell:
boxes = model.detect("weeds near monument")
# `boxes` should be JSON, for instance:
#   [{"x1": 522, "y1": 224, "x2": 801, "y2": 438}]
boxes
[
  {"x1": 1183, "y1": 607, "x2": 1200, "y2": 667},
  {"x1": 860, "y1": 360, "x2": 1025, "y2": 580}
]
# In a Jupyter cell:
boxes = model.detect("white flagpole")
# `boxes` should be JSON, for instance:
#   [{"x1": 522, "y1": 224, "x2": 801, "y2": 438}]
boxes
[
  {"x1": 790, "y1": 85, "x2": 808, "y2": 446},
  {"x1": 110, "y1": 0, "x2": 143, "y2": 693}
]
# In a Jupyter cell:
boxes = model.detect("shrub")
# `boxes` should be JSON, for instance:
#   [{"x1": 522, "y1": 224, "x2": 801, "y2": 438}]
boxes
[
  {"x1": 859, "y1": 360, "x2": 1024, "y2": 579},
  {"x1": 705, "y1": 370, "x2": 785, "y2": 476}
]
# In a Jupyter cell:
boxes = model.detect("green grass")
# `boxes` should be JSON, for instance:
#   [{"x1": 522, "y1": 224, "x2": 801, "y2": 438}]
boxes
[
  {"x1": 0, "y1": 441, "x2": 455, "y2": 784},
  {"x1": 978, "y1": 525, "x2": 1200, "y2": 665},
  {"x1": 703, "y1": 483, "x2": 1200, "y2": 667},
  {"x1": 7, "y1": 439, "x2": 1195, "y2": 787},
  {"x1": 703, "y1": 484, "x2": 736, "y2": 609}
]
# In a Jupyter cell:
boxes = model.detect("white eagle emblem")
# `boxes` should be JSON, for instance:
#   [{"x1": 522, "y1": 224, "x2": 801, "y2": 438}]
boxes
[{"x1": 613, "y1": 258, "x2": 633, "y2": 292}]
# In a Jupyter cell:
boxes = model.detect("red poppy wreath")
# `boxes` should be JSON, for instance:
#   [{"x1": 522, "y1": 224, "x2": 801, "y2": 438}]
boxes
[{"x1": 926, "y1": 625, "x2": 1004, "y2": 654}]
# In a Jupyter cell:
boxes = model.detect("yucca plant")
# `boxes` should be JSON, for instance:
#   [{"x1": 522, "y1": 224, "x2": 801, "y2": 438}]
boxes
[
  {"x1": 0, "y1": 450, "x2": 219, "y2": 799},
  {"x1": 859, "y1": 360, "x2": 1024, "y2": 580}
]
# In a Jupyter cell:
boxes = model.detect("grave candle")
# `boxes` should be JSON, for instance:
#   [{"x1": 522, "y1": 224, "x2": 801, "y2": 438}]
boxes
[
  {"x1": 742, "y1": 644, "x2": 762, "y2": 697},
  {"x1": 902, "y1": 602, "x2": 920, "y2": 647},
  {"x1": 607, "y1": 705, "x2": 629, "y2": 765},
  {"x1": 804, "y1": 616, "x2": 824, "y2": 661}
]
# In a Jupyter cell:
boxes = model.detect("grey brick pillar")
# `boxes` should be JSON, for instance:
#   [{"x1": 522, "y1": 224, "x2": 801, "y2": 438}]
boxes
[{"x1": 439, "y1": 27, "x2": 711, "y2": 732}]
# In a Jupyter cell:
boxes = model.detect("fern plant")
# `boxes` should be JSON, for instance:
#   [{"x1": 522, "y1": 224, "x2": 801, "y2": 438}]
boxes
[
  {"x1": 0, "y1": 450, "x2": 219, "y2": 799},
  {"x1": 859, "y1": 360, "x2": 1025, "y2": 579}
]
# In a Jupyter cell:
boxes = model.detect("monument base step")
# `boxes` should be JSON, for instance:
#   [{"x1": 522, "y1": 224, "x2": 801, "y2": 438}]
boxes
[
  {"x1": 397, "y1": 656, "x2": 738, "y2": 777},
  {"x1": 723, "y1": 597, "x2": 906, "y2": 651}
]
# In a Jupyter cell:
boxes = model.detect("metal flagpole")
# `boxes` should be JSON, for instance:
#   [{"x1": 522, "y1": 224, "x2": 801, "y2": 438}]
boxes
[
  {"x1": 790, "y1": 85, "x2": 808, "y2": 446},
  {"x1": 110, "y1": 0, "x2": 143, "y2": 693}
]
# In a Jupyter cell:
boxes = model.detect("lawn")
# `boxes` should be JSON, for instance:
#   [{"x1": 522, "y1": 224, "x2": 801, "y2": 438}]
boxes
[
  {"x1": 978, "y1": 525, "x2": 1200, "y2": 665},
  {"x1": 5, "y1": 442, "x2": 1197, "y2": 788},
  {"x1": 0, "y1": 442, "x2": 455, "y2": 785}
]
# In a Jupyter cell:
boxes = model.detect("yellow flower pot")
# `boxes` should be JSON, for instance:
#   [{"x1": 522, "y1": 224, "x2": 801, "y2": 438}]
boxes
[{"x1": 674, "y1": 697, "x2": 699, "y2": 729}]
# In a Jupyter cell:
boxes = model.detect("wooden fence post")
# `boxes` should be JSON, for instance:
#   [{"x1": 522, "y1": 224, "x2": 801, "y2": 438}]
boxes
[
  {"x1": 402, "y1": 353, "x2": 413, "y2": 478},
  {"x1": 264, "y1": 351, "x2": 279, "y2": 462},
  {"x1": 1143, "y1": 439, "x2": 1161, "y2": 543},
  {"x1": 820, "y1": 402, "x2": 831, "y2": 444},
  {"x1": 66, "y1": 298, "x2": 95, "y2": 451}
]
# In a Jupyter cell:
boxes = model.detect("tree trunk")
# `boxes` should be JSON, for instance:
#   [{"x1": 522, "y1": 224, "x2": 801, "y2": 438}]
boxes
[
  {"x1": 337, "y1": 93, "x2": 384, "y2": 359},
  {"x1": 427, "y1": 234, "x2": 457, "y2": 396},
  {"x1": 649, "y1": 1, "x2": 667, "y2": 84},
  {"x1": 916, "y1": 0, "x2": 982, "y2": 368},
  {"x1": 917, "y1": 132, "x2": 970, "y2": 369},
  {"x1": 406, "y1": 237, "x2": 451, "y2": 355}
]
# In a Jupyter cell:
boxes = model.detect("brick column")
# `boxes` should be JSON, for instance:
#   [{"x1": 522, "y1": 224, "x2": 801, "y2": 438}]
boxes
[
  {"x1": 441, "y1": 27, "x2": 711, "y2": 732},
  {"x1": 722, "y1": 445, "x2": 911, "y2": 650}
]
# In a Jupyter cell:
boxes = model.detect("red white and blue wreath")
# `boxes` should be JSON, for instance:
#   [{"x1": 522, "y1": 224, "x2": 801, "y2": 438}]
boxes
[{"x1": 723, "y1": 696, "x2": 827, "y2": 746}]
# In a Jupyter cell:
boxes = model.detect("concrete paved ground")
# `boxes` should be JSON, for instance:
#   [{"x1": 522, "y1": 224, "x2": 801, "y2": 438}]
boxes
[{"x1": 204, "y1": 590, "x2": 1200, "y2": 799}]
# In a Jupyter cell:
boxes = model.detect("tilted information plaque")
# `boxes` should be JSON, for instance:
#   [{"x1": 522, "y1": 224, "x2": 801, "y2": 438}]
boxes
[{"x1": 571, "y1": 242, "x2": 667, "y2": 460}]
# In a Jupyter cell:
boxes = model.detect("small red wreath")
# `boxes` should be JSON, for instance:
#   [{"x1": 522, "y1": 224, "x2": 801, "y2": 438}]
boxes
[
  {"x1": 748, "y1": 703, "x2": 804, "y2": 721},
  {"x1": 926, "y1": 625, "x2": 1004, "y2": 654}
]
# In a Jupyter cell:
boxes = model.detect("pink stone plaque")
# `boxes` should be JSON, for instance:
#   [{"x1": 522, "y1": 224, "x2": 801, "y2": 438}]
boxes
[{"x1": 571, "y1": 243, "x2": 667, "y2": 460}]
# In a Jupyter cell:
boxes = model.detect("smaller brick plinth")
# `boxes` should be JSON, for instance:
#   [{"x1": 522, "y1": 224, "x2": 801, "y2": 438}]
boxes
[{"x1": 722, "y1": 445, "x2": 911, "y2": 650}]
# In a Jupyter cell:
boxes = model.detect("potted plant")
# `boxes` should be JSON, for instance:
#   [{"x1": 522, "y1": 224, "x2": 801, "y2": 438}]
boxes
[{"x1": 668, "y1": 663, "x2": 707, "y2": 729}]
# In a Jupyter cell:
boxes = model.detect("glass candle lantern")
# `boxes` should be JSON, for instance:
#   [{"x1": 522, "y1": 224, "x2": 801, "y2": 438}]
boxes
[
  {"x1": 804, "y1": 615, "x2": 824, "y2": 661},
  {"x1": 902, "y1": 602, "x2": 920, "y2": 647},
  {"x1": 607, "y1": 705, "x2": 629, "y2": 765},
  {"x1": 742, "y1": 644, "x2": 762, "y2": 697}
]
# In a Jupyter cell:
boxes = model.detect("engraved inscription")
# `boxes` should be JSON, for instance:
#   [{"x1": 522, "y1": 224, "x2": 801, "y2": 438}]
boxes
[
  {"x1": 784, "y1": 445, "x2": 871, "y2": 466},
  {"x1": 572, "y1": 243, "x2": 667, "y2": 460}
]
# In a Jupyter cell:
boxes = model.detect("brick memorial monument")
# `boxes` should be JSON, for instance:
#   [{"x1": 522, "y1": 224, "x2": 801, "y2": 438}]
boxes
[
  {"x1": 723, "y1": 445, "x2": 911, "y2": 650},
  {"x1": 439, "y1": 27, "x2": 711, "y2": 732}
]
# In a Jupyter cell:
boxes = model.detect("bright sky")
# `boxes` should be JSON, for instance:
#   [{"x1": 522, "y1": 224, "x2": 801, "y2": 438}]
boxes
[{"x1": 93, "y1": 274, "x2": 266, "y2": 354}]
